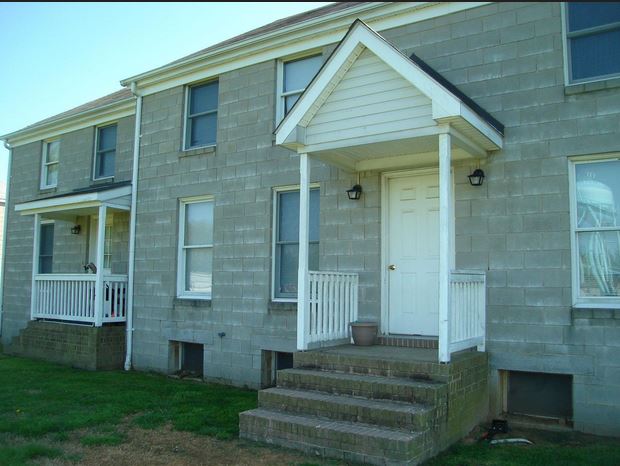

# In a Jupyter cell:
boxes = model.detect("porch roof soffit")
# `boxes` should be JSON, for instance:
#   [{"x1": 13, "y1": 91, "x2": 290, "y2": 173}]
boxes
[
  {"x1": 15, "y1": 182, "x2": 132, "y2": 217},
  {"x1": 275, "y1": 19, "x2": 504, "y2": 155}
]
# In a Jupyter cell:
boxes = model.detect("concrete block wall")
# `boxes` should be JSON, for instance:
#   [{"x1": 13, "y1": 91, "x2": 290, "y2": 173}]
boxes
[
  {"x1": 1, "y1": 116, "x2": 134, "y2": 344},
  {"x1": 132, "y1": 56, "x2": 382, "y2": 388},
  {"x1": 381, "y1": 2, "x2": 620, "y2": 435}
]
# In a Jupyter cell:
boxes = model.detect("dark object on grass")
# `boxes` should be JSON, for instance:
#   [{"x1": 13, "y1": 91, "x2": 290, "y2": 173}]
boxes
[{"x1": 480, "y1": 419, "x2": 509, "y2": 441}]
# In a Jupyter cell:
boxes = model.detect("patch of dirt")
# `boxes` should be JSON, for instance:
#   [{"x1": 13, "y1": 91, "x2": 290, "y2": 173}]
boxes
[{"x1": 40, "y1": 424, "x2": 344, "y2": 466}]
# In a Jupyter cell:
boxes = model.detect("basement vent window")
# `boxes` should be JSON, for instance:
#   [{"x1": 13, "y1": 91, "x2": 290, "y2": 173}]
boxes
[
  {"x1": 171, "y1": 342, "x2": 204, "y2": 378},
  {"x1": 261, "y1": 350, "x2": 294, "y2": 388},
  {"x1": 505, "y1": 371, "x2": 573, "y2": 424}
]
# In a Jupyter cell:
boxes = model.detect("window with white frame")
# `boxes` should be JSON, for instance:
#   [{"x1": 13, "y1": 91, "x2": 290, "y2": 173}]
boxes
[
  {"x1": 570, "y1": 158, "x2": 620, "y2": 306},
  {"x1": 178, "y1": 197, "x2": 214, "y2": 298},
  {"x1": 184, "y1": 80, "x2": 218, "y2": 149},
  {"x1": 40, "y1": 140, "x2": 59, "y2": 189},
  {"x1": 564, "y1": 2, "x2": 620, "y2": 83},
  {"x1": 94, "y1": 124, "x2": 117, "y2": 179},
  {"x1": 273, "y1": 187, "x2": 319, "y2": 300},
  {"x1": 277, "y1": 54, "x2": 323, "y2": 123},
  {"x1": 39, "y1": 222, "x2": 54, "y2": 274}
]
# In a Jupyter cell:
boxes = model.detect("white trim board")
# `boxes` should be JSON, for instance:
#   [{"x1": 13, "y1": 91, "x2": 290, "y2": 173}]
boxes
[
  {"x1": 122, "y1": 3, "x2": 492, "y2": 96},
  {"x1": 15, "y1": 185, "x2": 132, "y2": 216}
]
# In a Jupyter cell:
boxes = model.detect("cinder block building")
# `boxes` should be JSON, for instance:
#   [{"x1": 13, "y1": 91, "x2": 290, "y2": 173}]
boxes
[{"x1": 1, "y1": 2, "x2": 619, "y2": 463}]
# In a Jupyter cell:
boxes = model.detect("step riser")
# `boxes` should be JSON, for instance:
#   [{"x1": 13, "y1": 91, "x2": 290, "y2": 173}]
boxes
[
  {"x1": 259, "y1": 389, "x2": 434, "y2": 430},
  {"x1": 277, "y1": 370, "x2": 447, "y2": 406},
  {"x1": 294, "y1": 351, "x2": 449, "y2": 382},
  {"x1": 239, "y1": 410, "x2": 428, "y2": 465},
  {"x1": 378, "y1": 336, "x2": 439, "y2": 349}
]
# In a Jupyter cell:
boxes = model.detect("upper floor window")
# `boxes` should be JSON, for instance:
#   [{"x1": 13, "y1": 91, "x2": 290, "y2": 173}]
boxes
[
  {"x1": 177, "y1": 196, "x2": 214, "y2": 299},
  {"x1": 565, "y1": 2, "x2": 620, "y2": 83},
  {"x1": 184, "y1": 81, "x2": 218, "y2": 149},
  {"x1": 272, "y1": 186, "x2": 319, "y2": 300},
  {"x1": 40, "y1": 140, "x2": 59, "y2": 189},
  {"x1": 94, "y1": 124, "x2": 117, "y2": 180},
  {"x1": 570, "y1": 157, "x2": 620, "y2": 307},
  {"x1": 277, "y1": 54, "x2": 323, "y2": 123}
]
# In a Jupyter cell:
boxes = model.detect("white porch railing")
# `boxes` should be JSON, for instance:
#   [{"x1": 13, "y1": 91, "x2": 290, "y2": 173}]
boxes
[
  {"x1": 303, "y1": 271, "x2": 358, "y2": 348},
  {"x1": 447, "y1": 270, "x2": 486, "y2": 357},
  {"x1": 33, "y1": 274, "x2": 128, "y2": 325}
]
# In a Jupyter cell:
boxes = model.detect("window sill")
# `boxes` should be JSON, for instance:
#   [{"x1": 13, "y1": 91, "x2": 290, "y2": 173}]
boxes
[
  {"x1": 173, "y1": 297, "x2": 212, "y2": 309},
  {"x1": 565, "y1": 76, "x2": 620, "y2": 95},
  {"x1": 91, "y1": 177, "x2": 115, "y2": 187},
  {"x1": 180, "y1": 145, "x2": 216, "y2": 158},
  {"x1": 39, "y1": 186, "x2": 57, "y2": 194},
  {"x1": 268, "y1": 300, "x2": 297, "y2": 313}
]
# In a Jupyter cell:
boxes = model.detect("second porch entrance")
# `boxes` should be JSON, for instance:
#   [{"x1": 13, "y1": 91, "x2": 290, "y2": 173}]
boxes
[{"x1": 386, "y1": 172, "x2": 439, "y2": 336}]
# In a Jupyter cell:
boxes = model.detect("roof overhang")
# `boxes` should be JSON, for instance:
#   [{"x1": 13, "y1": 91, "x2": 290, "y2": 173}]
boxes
[
  {"x1": 15, "y1": 185, "x2": 131, "y2": 218},
  {"x1": 121, "y1": 2, "x2": 492, "y2": 96},
  {"x1": 275, "y1": 20, "x2": 503, "y2": 159},
  {"x1": 1, "y1": 97, "x2": 135, "y2": 148}
]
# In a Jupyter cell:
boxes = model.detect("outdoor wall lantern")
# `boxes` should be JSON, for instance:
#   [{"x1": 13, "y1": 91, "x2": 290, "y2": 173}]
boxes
[
  {"x1": 70, "y1": 225, "x2": 81, "y2": 235},
  {"x1": 346, "y1": 184, "x2": 363, "y2": 200},
  {"x1": 468, "y1": 168, "x2": 485, "y2": 187}
]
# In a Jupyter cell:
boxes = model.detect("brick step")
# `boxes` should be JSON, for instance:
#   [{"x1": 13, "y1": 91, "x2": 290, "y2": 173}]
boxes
[
  {"x1": 239, "y1": 408, "x2": 429, "y2": 466},
  {"x1": 294, "y1": 346, "x2": 450, "y2": 382},
  {"x1": 259, "y1": 387, "x2": 435, "y2": 430},
  {"x1": 378, "y1": 336, "x2": 439, "y2": 349},
  {"x1": 277, "y1": 368, "x2": 447, "y2": 405}
]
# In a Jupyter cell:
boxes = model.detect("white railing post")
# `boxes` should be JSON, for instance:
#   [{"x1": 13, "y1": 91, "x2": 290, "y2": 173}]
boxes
[
  {"x1": 30, "y1": 213, "x2": 41, "y2": 321},
  {"x1": 477, "y1": 274, "x2": 486, "y2": 352},
  {"x1": 297, "y1": 153, "x2": 311, "y2": 350},
  {"x1": 94, "y1": 205, "x2": 107, "y2": 327},
  {"x1": 438, "y1": 131, "x2": 452, "y2": 363}
]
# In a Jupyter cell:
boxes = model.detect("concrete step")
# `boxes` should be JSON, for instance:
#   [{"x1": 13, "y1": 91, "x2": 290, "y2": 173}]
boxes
[
  {"x1": 378, "y1": 336, "x2": 439, "y2": 349},
  {"x1": 277, "y1": 368, "x2": 447, "y2": 406},
  {"x1": 294, "y1": 345, "x2": 451, "y2": 382},
  {"x1": 259, "y1": 387, "x2": 435, "y2": 430},
  {"x1": 239, "y1": 408, "x2": 429, "y2": 465}
]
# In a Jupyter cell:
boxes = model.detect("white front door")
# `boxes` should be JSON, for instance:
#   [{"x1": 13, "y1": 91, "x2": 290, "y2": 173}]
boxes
[{"x1": 387, "y1": 173, "x2": 439, "y2": 336}]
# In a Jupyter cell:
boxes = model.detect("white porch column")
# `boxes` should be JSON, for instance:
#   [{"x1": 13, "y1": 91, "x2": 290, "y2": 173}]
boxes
[
  {"x1": 30, "y1": 213, "x2": 41, "y2": 321},
  {"x1": 94, "y1": 204, "x2": 107, "y2": 327},
  {"x1": 438, "y1": 132, "x2": 453, "y2": 363},
  {"x1": 297, "y1": 153, "x2": 311, "y2": 351}
]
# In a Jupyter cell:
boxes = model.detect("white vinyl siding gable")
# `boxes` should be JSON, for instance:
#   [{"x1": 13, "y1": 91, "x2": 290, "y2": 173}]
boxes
[{"x1": 305, "y1": 49, "x2": 434, "y2": 148}]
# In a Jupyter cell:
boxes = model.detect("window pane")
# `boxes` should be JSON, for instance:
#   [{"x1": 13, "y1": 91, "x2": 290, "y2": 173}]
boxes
[
  {"x1": 570, "y1": 29, "x2": 620, "y2": 81},
  {"x1": 285, "y1": 94, "x2": 300, "y2": 114},
  {"x1": 39, "y1": 256, "x2": 53, "y2": 274},
  {"x1": 46, "y1": 164, "x2": 58, "y2": 186},
  {"x1": 47, "y1": 141, "x2": 60, "y2": 163},
  {"x1": 277, "y1": 242, "x2": 319, "y2": 296},
  {"x1": 568, "y1": 3, "x2": 620, "y2": 32},
  {"x1": 284, "y1": 55, "x2": 322, "y2": 92},
  {"x1": 578, "y1": 231, "x2": 620, "y2": 297},
  {"x1": 189, "y1": 82, "x2": 218, "y2": 115},
  {"x1": 278, "y1": 189, "x2": 319, "y2": 242},
  {"x1": 97, "y1": 150, "x2": 115, "y2": 178},
  {"x1": 190, "y1": 113, "x2": 217, "y2": 147},
  {"x1": 576, "y1": 161, "x2": 620, "y2": 228},
  {"x1": 40, "y1": 224, "x2": 54, "y2": 256},
  {"x1": 185, "y1": 248, "x2": 212, "y2": 293},
  {"x1": 98, "y1": 125, "x2": 117, "y2": 151},
  {"x1": 185, "y1": 201, "x2": 213, "y2": 246},
  {"x1": 278, "y1": 243, "x2": 298, "y2": 295}
]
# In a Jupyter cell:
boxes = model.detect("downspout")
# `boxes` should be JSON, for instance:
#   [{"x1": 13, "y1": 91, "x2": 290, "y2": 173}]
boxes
[
  {"x1": 0, "y1": 141, "x2": 12, "y2": 337},
  {"x1": 124, "y1": 82, "x2": 142, "y2": 370}
]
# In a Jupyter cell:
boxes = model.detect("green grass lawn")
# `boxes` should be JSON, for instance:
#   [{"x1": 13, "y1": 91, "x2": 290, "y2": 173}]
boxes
[
  {"x1": 1, "y1": 354, "x2": 619, "y2": 466},
  {"x1": 0, "y1": 354, "x2": 257, "y2": 465}
]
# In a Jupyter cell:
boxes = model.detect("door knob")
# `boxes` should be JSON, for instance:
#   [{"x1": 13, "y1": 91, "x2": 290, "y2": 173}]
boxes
[{"x1": 388, "y1": 264, "x2": 396, "y2": 271}]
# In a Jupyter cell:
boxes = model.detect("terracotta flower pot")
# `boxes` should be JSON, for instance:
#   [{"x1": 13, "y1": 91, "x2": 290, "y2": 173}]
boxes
[{"x1": 350, "y1": 321, "x2": 378, "y2": 346}]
